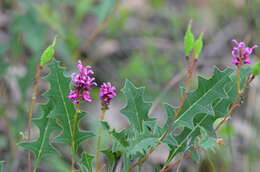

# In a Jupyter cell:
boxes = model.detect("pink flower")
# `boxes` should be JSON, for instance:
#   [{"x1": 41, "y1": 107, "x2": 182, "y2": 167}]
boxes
[
  {"x1": 231, "y1": 40, "x2": 258, "y2": 65},
  {"x1": 99, "y1": 82, "x2": 117, "y2": 108},
  {"x1": 68, "y1": 60, "x2": 97, "y2": 104}
]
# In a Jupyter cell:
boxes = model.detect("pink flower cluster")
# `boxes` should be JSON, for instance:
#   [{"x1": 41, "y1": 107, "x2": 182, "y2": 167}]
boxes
[
  {"x1": 68, "y1": 60, "x2": 97, "y2": 104},
  {"x1": 231, "y1": 40, "x2": 258, "y2": 65},
  {"x1": 99, "y1": 82, "x2": 117, "y2": 107},
  {"x1": 68, "y1": 60, "x2": 117, "y2": 106}
]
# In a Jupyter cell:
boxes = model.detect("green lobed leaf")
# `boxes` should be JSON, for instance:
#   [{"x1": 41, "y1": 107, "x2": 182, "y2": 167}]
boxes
[
  {"x1": 175, "y1": 68, "x2": 233, "y2": 129},
  {"x1": 19, "y1": 101, "x2": 59, "y2": 168},
  {"x1": 212, "y1": 67, "x2": 251, "y2": 120},
  {"x1": 193, "y1": 32, "x2": 204, "y2": 59},
  {"x1": 164, "y1": 67, "x2": 251, "y2": 164},
  {"x1": 184, "y1": 23, "x2": 195, "y2": 56},
  {"x1": 40, "y1": 37, "x2": 57, "y2": 67},
  {"x1": 44, "y1": 59, "x2": 94, "y2": 151},
  {"x1": 109, "y1": 80, "x2": 171, "y2": 169},
  {"x1": 79, "y1": 152, "x2": 94, "y2": 172},
  {"x1": 120, "y1": 80, "x2": 152, "y2": 132},
  {"x1": 113, "y1": 80, "x2": 163, "y2": 166},
  {"x1": 164, "y1": 67, "x2": 234, "y2": 163}
]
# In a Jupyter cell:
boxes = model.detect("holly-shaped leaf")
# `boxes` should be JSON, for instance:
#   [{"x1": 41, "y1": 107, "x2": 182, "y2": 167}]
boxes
[
  {"x1": 120, "y1": 80, "x2": 152, "y2": 132},
  {"x1": 164, "y1": 67, "x2": 251, "y2": 164},
  {"x1": 163, "y1": 67, "x2": 234, "y2": 163},
  {"x1": 174, "y1": 67, "x2": 233, "y2": 129}
]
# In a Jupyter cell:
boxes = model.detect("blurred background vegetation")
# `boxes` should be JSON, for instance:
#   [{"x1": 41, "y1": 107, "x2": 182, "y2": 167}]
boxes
[{"x1": 0, "y1": 0, "x2": 260, "y2": 171}]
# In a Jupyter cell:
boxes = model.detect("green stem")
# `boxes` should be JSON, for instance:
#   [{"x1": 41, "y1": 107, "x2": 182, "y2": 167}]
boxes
[
  {"x1": 95, "y1": 109, "x2": 106, "y2": 172},
  {"x1": 236, "y1": 65, "x2": 241, "y2": 94},
  {"x1": 71, "y1": 103, "x2": 80, "y2": 172}
]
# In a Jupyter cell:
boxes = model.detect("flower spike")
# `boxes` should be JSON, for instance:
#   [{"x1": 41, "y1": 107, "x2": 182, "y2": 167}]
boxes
[
  {"x1": 231, "y1": 40, "x2": 258, "y2": 66},
  {"x1": 99, "y1": 82, "x2": 117, "y2": 109},
  {"x1": 68, "y1": 60, "x2": 97, "y2": 104}
]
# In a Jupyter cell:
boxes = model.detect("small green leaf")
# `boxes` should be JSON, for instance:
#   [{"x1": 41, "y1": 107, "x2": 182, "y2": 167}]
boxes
[
  {"x1": 193, "y1": 32, "x2": 204, "y2": 59},
  {"x1": 252, "y1": 61, "x2": 260, "y2": 76},
  {"x1": 40, "y1": 37, "x2": 57, "y2": 67},
  {"x1": 79, "y1": 152, "x2": 94, "y2": 172},
  {"x1": 184, "y1": 23, "x2": 195, "y2": 56}
]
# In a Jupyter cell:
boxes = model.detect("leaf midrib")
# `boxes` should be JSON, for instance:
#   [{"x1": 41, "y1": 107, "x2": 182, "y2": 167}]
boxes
[
  {"x1": 175, "y1": 72, "x2": 229, "y2": 125},
  {"x1": 55, "y1": 71, "x2": 73, "y2": 142},
  {"x1": 37, "y1": 118, "x2": 50, "y2": 159},
  {"x1": 169, "y1": 76, "x2": 234, "y2": 161}
]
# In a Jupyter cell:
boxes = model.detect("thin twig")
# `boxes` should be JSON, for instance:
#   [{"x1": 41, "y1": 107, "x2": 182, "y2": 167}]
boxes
[
  {"x1": 27, "y1": 64, "x2": 42, "y2": 172},
  {"x1": 95, "y1": 109, "x2": 106, "y2": 172}
]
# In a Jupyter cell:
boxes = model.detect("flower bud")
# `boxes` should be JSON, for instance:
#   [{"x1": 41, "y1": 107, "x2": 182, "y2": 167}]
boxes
[{"x1": 216, "y1": 138, "x2": 224, "y2": 145}]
